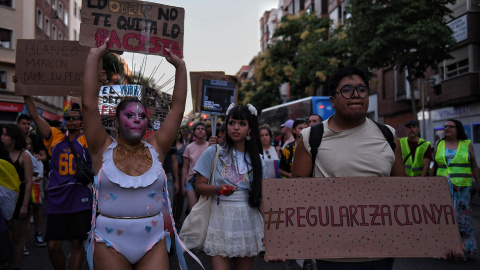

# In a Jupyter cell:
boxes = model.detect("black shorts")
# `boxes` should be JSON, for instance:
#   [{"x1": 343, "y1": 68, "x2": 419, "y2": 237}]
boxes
[{"x1": 45, "y1": 210, "x2": 91, "y2": 241}]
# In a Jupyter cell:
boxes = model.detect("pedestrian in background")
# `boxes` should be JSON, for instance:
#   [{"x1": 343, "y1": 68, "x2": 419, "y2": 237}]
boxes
[
  {"x1": 308, "y1": 114, "x2": 323, "y2": 127},
  {"x1": 182, "y1": 122, "x2": 209, "y2": 211},
  {"x1": 431, "y1": 119, "x2": 479, "y2": 257},
  {"x1": 400, "y1": 120, "x2": 432, "y2": 177},
  {"x1": 279, "y1": 118, "x2": 307, "y2": 178},
  {"x1": 2, "y1": 124, "x2": 33, "y2": 270}
]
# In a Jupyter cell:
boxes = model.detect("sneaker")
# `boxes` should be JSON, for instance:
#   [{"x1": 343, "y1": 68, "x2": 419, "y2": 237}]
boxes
[
  {"x1": 34, "y1": 232, "x2": 47, "y2": 247},
  {"x1": 23, "y1": 246, "x2": 29, "y2": 256}
]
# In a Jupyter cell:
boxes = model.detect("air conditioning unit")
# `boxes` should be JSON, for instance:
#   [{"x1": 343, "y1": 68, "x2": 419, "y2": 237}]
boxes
[
  {"x1": 430, "y1": 74, "x2": 442, "y2": 86},
  {"x1": 52, "y1": 9, "x2": 59, "y2": 19}
]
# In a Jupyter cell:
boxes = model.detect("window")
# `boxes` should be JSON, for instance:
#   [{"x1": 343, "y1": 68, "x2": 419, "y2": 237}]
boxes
[
  {"x1": 64, "y1": 9, "x2": 68, "y2": 26},
  {"x1": 58, "y1": 31, "x2": 63, "y2": 40},
  {"x1": 58, "y1": 3, "x2": 63, "y2": 20},
  {"x1": 446, "y1": 59, "x2": 469, "y2": 78},
  {"x1": 37, "y1": 9, "x2": 43, "y2": 29},
  {"x1": 45, "y1": 17, "x2": 50, "y2": 36},
  {"x1": 74, "y1": 2, "x2": 77, "y2": 17},
  {"x1": 0, "y1": 0, "x2": 13, "y2": 8},
  {"x1": 52, "y1": 0, "x2": 56, "y2": 9},
  {"x1": 52, "y1": 25, "x2": 57, "y2": 40},
  {"x1": 0, "y1": 28, "x2": 13, "y2": 49},
  {"x1": 74, "y1": 29, "x2": 77, "y2": 40},
  {"x1": 0, "y1": 70, "x2": 7, "y2": 89},
  {"x1": 46, "y1": 0, "x2": 50, "y2": 4}
]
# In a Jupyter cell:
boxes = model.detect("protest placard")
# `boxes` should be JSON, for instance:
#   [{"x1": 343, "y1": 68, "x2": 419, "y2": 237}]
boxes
[
  {"x1": 262, "y1": 177, "x2": 463, "y2": 259},
  {"x1": 80, "y1": 0, "x2": 184, "y2": 58},
  {"x1": 189, "y1": 72, "x2": 237, "y2": 115},
  {"x1": 15, "y1": 40, "x2": 91, "y2": 97},
  {"x1": 189, "y1": 71, "x2": 224, "y2": 113},
  {"x1": 98, "y1": 84, "x2": 142, "y2": 115}
]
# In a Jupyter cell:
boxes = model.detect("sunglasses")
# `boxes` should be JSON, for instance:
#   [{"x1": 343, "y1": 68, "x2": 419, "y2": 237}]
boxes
[
  {"x1": 265, "y1": 150, "x2": 271, "y2": 159},
  {"x1": 64, "y1": 115, "x2": 81, "y2": 121},
  {"x1": 443, "y1": 125, "x2": 456, "y2": 129}
]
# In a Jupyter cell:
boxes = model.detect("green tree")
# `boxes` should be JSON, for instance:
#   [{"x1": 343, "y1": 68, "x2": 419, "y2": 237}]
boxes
[
  {"x1": 255, "y1": 12, "x2": 351, "y2": 100},
  {"x1": 346, "y1": 0, "x2": 456, "y2": 121},
  {"x1": 238, "y1": 80, "x2": 283, "y2": 114}
]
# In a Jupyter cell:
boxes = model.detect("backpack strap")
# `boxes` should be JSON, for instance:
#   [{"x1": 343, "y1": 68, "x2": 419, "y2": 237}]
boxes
[
  {"x1": 373, "y1": 121, "x2": 396, "y2": 151},
  {"x1": 308, "y1": 123, "x2": 324, "y2": 175}
]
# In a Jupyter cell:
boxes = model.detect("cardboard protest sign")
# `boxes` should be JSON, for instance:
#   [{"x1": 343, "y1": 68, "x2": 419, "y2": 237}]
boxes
[
  {"x1": 80, "y1": 0, "x2": 184, "y2": 58},
  {"x1": 262, "y1": 177, "x2": 463, "y2": 259},
  {"x1": 189, "y1": 72, "x2": 237, "y2": 115},
  {"x1": 189, "y1": 71, "x2": 224, "y2": 113},
  {"x1": 15, "y1": 40, "x2": 91, "y2": 97}
]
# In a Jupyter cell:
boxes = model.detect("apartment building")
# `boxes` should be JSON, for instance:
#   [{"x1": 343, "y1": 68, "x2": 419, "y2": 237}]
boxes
[{"x1": 0, "y1": 0, "x2": 73, "y2": 124}]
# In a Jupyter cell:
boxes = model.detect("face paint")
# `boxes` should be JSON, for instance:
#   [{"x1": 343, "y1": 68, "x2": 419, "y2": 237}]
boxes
[{"x1": 118, "y1": 102, "x2": 148, "y2": 141}]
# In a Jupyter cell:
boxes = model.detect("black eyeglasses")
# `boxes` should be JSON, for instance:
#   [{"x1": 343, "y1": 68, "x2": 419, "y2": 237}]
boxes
[
  {"x1": 336, "y1": 85, "x2": 370, "y2": 99},
  {"x1": 265, "y1": 150, "x2": 271, "y2": 159},
  {"x1": 444, "y1": 125, "x2": 456, "y2": 129},
  {"x1": 64, "y1": 115, "x2": 81, "y2": 121}
]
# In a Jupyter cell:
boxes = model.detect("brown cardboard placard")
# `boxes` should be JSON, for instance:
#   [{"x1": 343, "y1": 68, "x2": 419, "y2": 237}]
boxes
[
  {"x1": 15, "y1": 40, "x2": 91, "y2": 97},
  {"x1": 79, "y1": 0, "x2": 184, "y2": 58},
  {"x1": 189, "y1": 71, "x2": 224, "y2": 113},
  {"x1": 262, "y1": 177, "x2": 463, "y2": 259},
  {"x1": 190, "y1": 72, "x2": 237, "y2": 114}
]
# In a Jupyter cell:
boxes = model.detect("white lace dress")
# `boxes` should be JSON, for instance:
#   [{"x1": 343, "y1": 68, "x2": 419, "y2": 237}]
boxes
[{"x1": 193, "y1": 146, "x2": 265, "y2": 257}]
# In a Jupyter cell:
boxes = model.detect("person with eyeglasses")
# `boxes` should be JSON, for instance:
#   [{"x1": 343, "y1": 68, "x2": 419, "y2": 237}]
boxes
[
  {"x1": 431, "y1": 119, "x2": 479, "y2": 258},
  {"x1": 400, "y1": 120, "x2": 432, "y2": 177},
  {"x1": 21, "y1": 95, "x2": 92, "y2": 270},
  {"x1": 292, "y1": 66, "x2": 407, "y2": 270}
]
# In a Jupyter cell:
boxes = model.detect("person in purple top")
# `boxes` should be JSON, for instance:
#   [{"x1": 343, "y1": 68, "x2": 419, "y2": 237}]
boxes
[{"x1": 23, "y1": 96, "x2": 92, "y2": 270}]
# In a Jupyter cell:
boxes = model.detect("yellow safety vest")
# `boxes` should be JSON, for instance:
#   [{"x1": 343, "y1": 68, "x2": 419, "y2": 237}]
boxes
[
  {"x1": 435, "y1": 140, "x2": 472, "y2": 186},
  {"x1": 400, "y1": 137, "x2": 431, "y2": 176}
]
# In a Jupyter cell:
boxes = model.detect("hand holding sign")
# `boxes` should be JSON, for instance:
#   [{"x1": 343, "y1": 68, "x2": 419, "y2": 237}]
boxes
[{"x1": 80, "y1": 0, "x2": 184, "y2": 58}]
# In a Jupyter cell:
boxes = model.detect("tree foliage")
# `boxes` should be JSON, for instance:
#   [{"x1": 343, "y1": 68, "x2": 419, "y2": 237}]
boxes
[
  {"x1": 254, "y1": 12, "x2": 351, "y2": 101},
  {"x1": 346, "y1": 0, "x2": 456, "y2": 119}
]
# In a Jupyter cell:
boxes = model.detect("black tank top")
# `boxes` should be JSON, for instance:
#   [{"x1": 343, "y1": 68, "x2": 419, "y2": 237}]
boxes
[{"x1": 13, "y1": 150, "x2": 25, "y2": 183}]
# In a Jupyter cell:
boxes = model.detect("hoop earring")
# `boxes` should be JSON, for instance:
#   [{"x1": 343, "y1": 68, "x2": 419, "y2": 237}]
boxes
[{"x1": 246, "y1": 133, "x2": 251, "y2": 141}]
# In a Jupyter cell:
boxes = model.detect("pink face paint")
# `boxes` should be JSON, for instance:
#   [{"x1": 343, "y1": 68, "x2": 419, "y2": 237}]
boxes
[{"x1": 118, "y1": 102, "x2": 148, "y2": 141}]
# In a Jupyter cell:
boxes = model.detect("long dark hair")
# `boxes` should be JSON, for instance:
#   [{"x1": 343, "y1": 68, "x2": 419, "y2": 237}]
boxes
[
  {"x1": 223, "y1": 105, "x2": 263, "y2": 207},
  {"x1": 3, "y1": 124, "x2": 26, "y2": 151},
  {"x1": 443, "y1": 119, "x2": 468, "y2": 140}
]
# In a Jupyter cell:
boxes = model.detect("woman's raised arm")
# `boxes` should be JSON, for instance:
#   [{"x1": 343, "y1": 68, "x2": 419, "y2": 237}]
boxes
[
  {"x1": 148, "y1": 49, "x2": 187, "y2": 160},
  {"x1": 82, "y1": 41, "x2": 112, "y2": 159}
]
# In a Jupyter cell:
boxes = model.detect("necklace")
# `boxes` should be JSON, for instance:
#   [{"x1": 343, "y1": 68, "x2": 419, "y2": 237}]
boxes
[{"x1": 113, "y1": 141, "x2": 152, "y2": 175}]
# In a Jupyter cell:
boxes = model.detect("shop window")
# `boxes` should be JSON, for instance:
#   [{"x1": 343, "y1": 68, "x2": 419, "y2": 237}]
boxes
[
  {"x1": 0, "y1": 70, "x2": 7, "y2": 89},
  {"x1": 0, "y1": 28, "x2": 13, "y2": 49},
  {"x1": 0, "y1": 0, "x2": 13, "y2": 8}
]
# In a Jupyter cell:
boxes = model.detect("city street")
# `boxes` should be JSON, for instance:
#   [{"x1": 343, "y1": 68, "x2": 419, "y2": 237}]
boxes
[{"x1": 20, "y1": 195, "x2": 480, "y2": 269}]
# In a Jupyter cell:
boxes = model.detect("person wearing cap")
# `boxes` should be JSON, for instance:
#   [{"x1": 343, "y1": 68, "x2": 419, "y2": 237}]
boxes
[
  {"x1": 400, "y1": 120, "x2": 432, "y2": 177},
  {"x1": 279, "y1": 118, "x2": 307, "y2": 178}
]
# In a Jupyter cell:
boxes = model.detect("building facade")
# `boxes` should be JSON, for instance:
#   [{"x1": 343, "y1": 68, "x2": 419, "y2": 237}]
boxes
[{"x1": 0, "y1": 0, "x2": 73, "y2": 124}]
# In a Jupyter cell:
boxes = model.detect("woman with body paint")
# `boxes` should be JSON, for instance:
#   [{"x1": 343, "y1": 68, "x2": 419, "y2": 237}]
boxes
[{"x1": 81, "y1": 39, "x2": 189, "y2": 269}]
